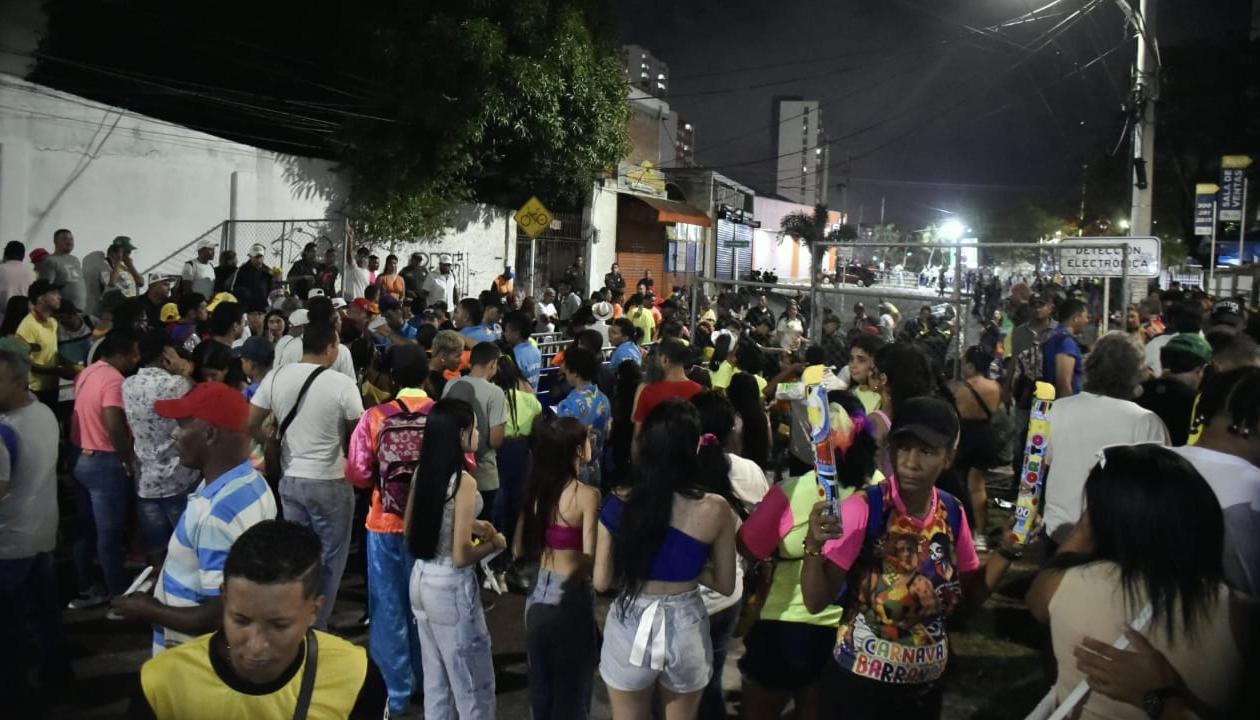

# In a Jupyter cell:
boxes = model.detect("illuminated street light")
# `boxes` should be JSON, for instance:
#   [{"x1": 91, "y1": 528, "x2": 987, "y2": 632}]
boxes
[
  {"x1": 1117, "y1": 218, "x2": 1131, "y2": 231},
  {"x1": 939, "y1": 218, "x2": 965, "y2": 241}
]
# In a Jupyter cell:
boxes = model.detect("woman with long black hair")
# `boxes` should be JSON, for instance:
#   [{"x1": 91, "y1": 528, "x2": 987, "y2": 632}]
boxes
[
  {"x1": 728, "y1": 371, "x2": 772, "y2": 469},
  {"x1": 1027, "y1": 443, "x2": 1254, "y2": 719},
  {"x1": 515, "y1": 416, "x2": 602, "y2": 719},
  {"x1": 405, "y1": 398, "x2": 506, "y2": 720},
  {"x1": 605, "y1": 360, "x2": 643, "y2": 491},
  {"x1": 692, "y1": 391, "x2": 769, "y2": 720},
  {"x1": 491, "y1": 353, "x2": 542, "y2": 549},
  {"x1": 594, "y1": 399, "x2": 737, "y2": 720}
]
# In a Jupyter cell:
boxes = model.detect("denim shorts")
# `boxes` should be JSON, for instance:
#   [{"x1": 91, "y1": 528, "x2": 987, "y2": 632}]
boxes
[{"x1": 599, "y1": 588, "x2": 713, "y2": 694}]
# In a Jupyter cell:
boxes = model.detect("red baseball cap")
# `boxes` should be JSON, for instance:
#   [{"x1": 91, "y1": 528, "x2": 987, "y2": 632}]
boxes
[
  {"x1": 154, "y1": 381, "x2": 250, "y2": 433},
  {"x1": 352, "y1": 298, "x2": 379, "y2": 314},
  {"x1": 30, "y1": 248, "x2": 50, "y2": 263}
]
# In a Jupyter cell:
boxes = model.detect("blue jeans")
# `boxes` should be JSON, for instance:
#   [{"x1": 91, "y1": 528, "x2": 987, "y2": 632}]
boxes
[
  {"x1": 72, "y1": 451, "x2": 132, "y2": 596},
  {"x1": 279, "y1": 476, "x2": 354, "y2": 629},
  {"x1": 526, "y1": 568, "x2": 596, "y2": 720},
  {"x1": 367, "y1": 531, "x2": 423, "y2": 714},
  {"x1": 409, "y1": 560, "x2": 495, "y2": 720},
  {"x1": 494, "y1": 438, "x2": 530, "y2": 547},
  {"x1": 0, "y1": 553, "x2": 69, "y2": 700},
  {"x1": 137, "y1": 493, "x2": 190, "y2": 558}
]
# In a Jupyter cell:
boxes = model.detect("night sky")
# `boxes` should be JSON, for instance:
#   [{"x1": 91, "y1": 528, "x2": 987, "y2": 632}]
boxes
[{"x1": 615, "y1": 0, "x2": 1253, "y2": 230}]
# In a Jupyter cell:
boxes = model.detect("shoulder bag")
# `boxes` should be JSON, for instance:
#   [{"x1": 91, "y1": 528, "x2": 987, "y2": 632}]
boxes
[{"x1": 263, "y1": 366, "x2": 328, "y2": 487}]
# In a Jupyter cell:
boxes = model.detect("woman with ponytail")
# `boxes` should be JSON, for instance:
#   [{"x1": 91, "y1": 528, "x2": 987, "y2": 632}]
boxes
[
  {"x1": 594, "y1": 399, "x2": 736, "y2": 720},
  {"x1": 691, "y1": 391, "x2": 770, "y2": 720}
]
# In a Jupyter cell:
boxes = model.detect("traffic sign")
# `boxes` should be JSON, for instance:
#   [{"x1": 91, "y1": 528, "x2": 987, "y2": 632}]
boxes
[
  {"x1": 1195, "y1": 183, "x2": 1219, "y2": 236},
  {"x1": 1219, "y1": 155, "x2": 1251, "y2": 222},
  {"x1": 514, "y1": 196, "x2": 554, "y2": 239},
  {"x1": 1058, "y1": 237, "x2": 1160, "y2": 278}
]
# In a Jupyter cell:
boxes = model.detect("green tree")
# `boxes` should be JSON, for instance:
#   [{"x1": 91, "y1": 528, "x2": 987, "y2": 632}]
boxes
[
  {"x1": 33, "y1": 0, "x2": 631, "y2": 245},
  {"x1": 341, "y1": 0, "x2": 631, "y2": 242}
]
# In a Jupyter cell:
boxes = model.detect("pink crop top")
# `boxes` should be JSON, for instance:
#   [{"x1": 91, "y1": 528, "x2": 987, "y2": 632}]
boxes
[{"x1": 545, "y1": 524, "x2": 583, "y2": 551}]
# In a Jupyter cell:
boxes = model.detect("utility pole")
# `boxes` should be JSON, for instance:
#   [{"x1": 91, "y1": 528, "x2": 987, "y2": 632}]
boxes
[{"x1": 1126, "y1": 0, "x2": 1156, "y2": 303}]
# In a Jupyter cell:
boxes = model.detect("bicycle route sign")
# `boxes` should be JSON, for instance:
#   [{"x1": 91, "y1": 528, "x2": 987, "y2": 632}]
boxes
[{"x1": 515, "y1": 196, "x2": 554, "y2": 239}]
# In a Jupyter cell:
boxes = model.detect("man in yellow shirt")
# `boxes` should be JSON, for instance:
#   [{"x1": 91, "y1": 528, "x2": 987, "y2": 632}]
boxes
[
  {"x1": 16, "y1": 279, "x2": 72, "y2": 405},
  {"x1": 626, "y1": 293, "x2": 656, "y2": 343},
  {"x1": 132, "y1": 520, "x2": 370, "y2": 720}
]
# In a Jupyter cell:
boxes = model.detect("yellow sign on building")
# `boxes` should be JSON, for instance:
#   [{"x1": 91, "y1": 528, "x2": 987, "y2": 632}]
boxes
[{"x1": 514, "y1": 196, "x2": 554, "y2": 238}]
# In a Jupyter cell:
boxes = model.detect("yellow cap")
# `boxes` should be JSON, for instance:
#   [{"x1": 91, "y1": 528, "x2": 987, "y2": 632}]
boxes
[
  {"x1": 206, "y1": 292, "x2": 238, "y2": 311},
  {"x1": 1034, "y1": 381, "x2": 1056, "y2": 401},
  {"x1": 159, "y1": 302, "x2": 180, "y2": 323}
]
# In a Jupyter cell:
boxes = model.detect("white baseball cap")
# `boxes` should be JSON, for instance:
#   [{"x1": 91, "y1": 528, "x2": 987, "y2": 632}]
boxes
[
  {"x1": 306, "y1": 288, "x2": 325, "y2": 300},
  {"x1": 197, "y1": 238, "x2": 217, "y2": 250},
  {"x1": 288, "y1": 309, "x2": 309, "y2": 326},
  {"x1": 248, "y1": 243, "x2": 266, "y2": 258},
  {"x1": 331, "y1": 297, "x2": 348, "y2": 309}
]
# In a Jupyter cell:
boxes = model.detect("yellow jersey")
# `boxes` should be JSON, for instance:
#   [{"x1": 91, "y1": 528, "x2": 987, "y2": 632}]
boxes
[{"x1": 139, "y1": 630, "x2": 367, "y2": 720}]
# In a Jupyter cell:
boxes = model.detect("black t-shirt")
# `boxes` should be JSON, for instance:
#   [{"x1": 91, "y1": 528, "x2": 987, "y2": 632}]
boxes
[{"x1": 1136, "y1": 377, "x2": 1196, "y2": 446}]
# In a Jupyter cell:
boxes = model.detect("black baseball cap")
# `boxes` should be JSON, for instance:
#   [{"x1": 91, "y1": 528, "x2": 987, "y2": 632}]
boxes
[
  {"x1": 1029, "y1": 293, "x2": 1049, "y2": 306},
  {"x1": 888, "y1": 397, "x2": 960, "y2": 450},
  {"x1": 27, "y1": 279, "x2": 63, "y2": 299},
  {"x1": 1211, "y1": 299, "x2": 1245, "y2": 328}
]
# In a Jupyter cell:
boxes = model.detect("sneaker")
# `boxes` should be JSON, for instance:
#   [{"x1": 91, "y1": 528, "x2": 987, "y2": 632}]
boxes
[
  {"x1": 974, "y1": 534, "x2": 990, "y2": 553},
  {"x1": 66, "y1": 590, "x2": 110, "y2": 611}
]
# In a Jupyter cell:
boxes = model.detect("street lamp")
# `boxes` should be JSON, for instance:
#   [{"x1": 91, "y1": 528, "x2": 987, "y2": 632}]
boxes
[
  {"x1": 1117, "y1": 218, "x2": 1131, "y2": 231},
  {"x1": 939, "y1": 218, "x2": 965, "y2": 241}
]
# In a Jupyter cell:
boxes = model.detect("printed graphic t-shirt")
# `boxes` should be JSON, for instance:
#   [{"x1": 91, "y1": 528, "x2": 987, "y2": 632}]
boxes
[{"x1": 822, "y1": 479, "x2": 980, "y2": 686}]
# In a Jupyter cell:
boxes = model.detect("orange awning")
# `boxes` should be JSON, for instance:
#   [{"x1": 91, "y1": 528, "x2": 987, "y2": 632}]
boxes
[{"x1": 629, "y1": 195, "x2": 712, "y2": 228}]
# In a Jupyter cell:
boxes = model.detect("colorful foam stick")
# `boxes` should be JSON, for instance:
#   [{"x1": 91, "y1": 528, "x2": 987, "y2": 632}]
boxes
[
  {"x1": 1013, "y1": 381, "x2": 1055, "y2": 544},
  {"x1": 805, "y1": 381, "x2": 842, "y2": 516}
]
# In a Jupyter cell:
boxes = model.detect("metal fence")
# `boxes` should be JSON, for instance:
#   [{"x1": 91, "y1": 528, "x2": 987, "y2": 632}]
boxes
[
  {"x1": 142, "y1": 218, "x2": 349, "y2": 290},
  {"x1": 514, "y1": 210, "x2": 586, "y2": 297}
]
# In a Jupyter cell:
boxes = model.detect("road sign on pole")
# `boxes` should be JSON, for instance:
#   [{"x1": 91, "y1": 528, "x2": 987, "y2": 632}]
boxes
[
  {"x1": 1195, "y1": 183, "x2": 1220, "y2": 236},
  {"x1": 1219, "y1": 155, "x2": 1252, "y2": 222},
  {"x1": 514, "y1": 196, "x2": 554, "y2": 239},
  {"x1": 1057, "y1": 237, "x2": 1160, "y2": 278}
]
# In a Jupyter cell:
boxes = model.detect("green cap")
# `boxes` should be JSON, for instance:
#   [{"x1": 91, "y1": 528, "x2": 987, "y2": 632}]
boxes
[
  {"x1": 0, "y1": 336, "x2": 31, "y2": 359},
  {"x1": 1165, "y1": 333, "x2": 1212, "y2": 365},
  {"x1": 112, "y1": 235, "x2": 136, "y2": 252}
]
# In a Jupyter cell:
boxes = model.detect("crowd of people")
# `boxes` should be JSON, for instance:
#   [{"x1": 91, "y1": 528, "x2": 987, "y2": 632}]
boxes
[{"x1": 0, "y1": 229, "x2": 1256, "y2": 720}]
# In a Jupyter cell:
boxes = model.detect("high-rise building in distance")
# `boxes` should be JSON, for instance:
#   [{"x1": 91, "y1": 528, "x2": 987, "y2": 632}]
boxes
[
  {"x1": 772, "y1": 97, "x2": 829, "y2": 206},
  {"x1": 623, "y1": 44, "x2": 668, "y2": 98}
]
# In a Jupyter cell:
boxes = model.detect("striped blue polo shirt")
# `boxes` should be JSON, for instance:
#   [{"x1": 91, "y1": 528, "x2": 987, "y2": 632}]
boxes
[{"x1": 152, "y1": 459, "x2": 277, "y2": 655}]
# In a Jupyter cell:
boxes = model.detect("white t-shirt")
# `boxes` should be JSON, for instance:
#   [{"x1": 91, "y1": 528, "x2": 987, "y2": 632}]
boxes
[
  {"x1": 181, "y1": 259, "x2": 216, "y2": 299},
  {"x1": 344, "y1": 264, "x2": 371, "y2": 300},
  {"x1": 422, "y1": 272, "x2": 456, "y2": 309},
  {"x1": 1043, "y1": 393, "x2": 1170, "y2": 542},
  {"x1": 536, "y1": 301, "x2": 558, "y2": 332},
  {"x1": 700, "y1": 453, "x2": 771, "y2": 616},
  {"x1": 251, "y1": 363, "x2": 364, "y2": 480},
  {"x1": 273, "y1": 337, "x2": 356, "y2": 380},
  {"x1": 1170, "y1": 445, "x2": 1260, "y2": 595}
]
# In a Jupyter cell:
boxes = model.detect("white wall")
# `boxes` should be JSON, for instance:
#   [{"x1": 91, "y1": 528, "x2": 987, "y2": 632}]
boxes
[
  {"x1": 0, "y1": 73, "x2": 346, "y2": 276},
  {"x1": 390, "y1": 203, "x2": 515, "y2": 302},
  {"x1": 589, "y1": 182, "x2": 619, "y2": 293}
]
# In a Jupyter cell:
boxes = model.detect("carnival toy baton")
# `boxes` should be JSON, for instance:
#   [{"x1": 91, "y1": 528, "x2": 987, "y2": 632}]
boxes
[
  {"x1": 1013, "y1": 381, "x2": 1055, "y2": 544},
  {"x1": 802, "y1": 368, "x2": 841, "y2": 517}
]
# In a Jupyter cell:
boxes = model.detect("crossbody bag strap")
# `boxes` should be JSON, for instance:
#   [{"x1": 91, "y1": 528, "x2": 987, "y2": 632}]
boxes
[
  {"x1": 961, "y1": 380, "x2": 994, "y2": 420},
  {"x1": 292, "y1": 629, "x2": 318, "y2": 720},
  {"x1": 278, "y1": 367, "x2": 328, "y2": 439}
]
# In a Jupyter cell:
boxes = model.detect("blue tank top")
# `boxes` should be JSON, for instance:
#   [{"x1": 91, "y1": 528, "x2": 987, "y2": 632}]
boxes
[{"x1": 599, "y1": 495, "x2": 710, "y2": 582}]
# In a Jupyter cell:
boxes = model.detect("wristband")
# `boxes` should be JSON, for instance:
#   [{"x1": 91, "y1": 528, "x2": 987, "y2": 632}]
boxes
[
  {"x1": 802, "y1": 538, "x2": 825, "y2": 558},
  {"x1": 997, "y1": 546, "x2": 1023, "y2": 562}
]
